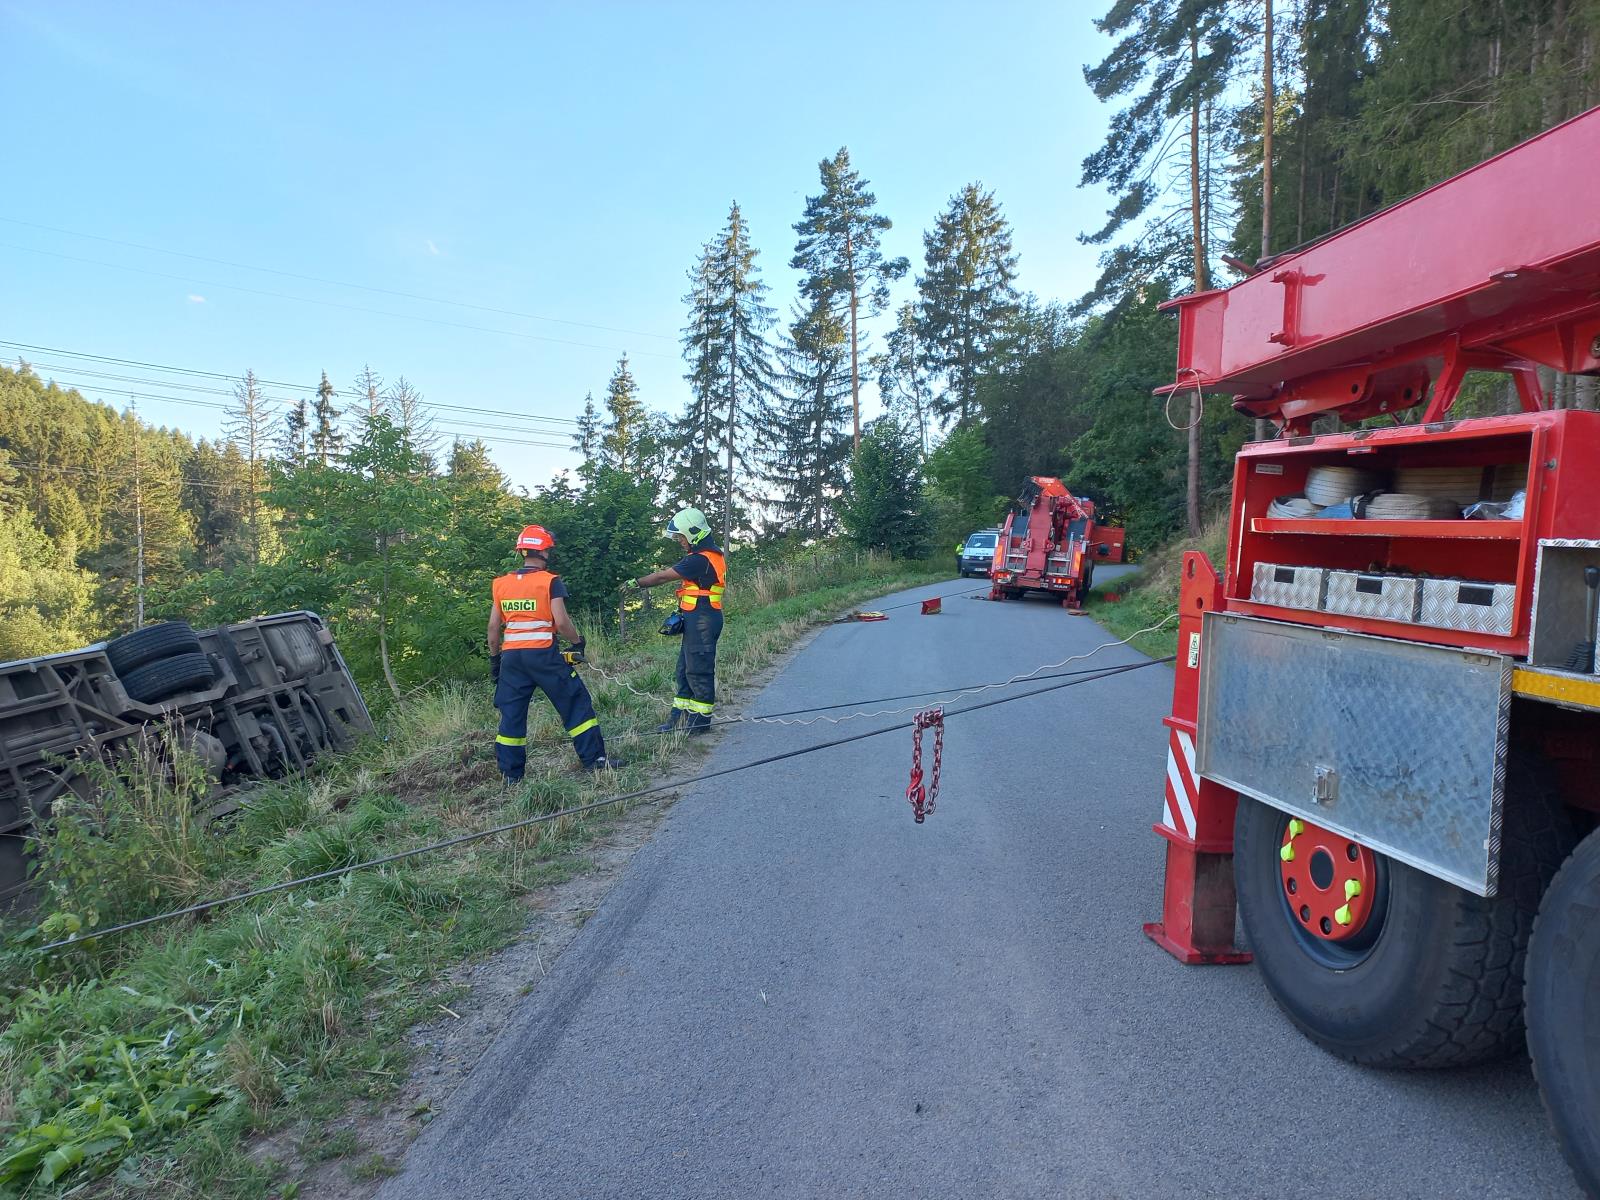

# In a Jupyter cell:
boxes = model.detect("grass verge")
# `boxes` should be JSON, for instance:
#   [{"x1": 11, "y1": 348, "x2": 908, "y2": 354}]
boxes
[
  {"x1": 0, "y1": 549, "x2": 946, "y2": 1199},
  {"x1": 1083, "y1": 518, "x2": 1228, "y2": 659}
]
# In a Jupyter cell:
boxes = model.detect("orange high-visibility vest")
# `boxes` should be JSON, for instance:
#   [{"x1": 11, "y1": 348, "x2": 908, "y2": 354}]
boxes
[
  {"x1": 676, "y1": 547, "x2": 727, "y2": 612},
  {"x1": 493, "y1": 570, "x2": 558, "y2": 650}
]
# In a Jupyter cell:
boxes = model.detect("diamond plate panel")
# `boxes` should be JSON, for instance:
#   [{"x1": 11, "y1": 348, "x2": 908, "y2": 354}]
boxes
[
  {"x1": 1197, "y1": 614, "x2": 1509, "y2": 896},
  {"x1": 1418, "y1": 579, "x2": 1515, "y2": 636},
  {"x1": 1250, "y1": 562, "x2": 1326, "y2": 610},
  {"x1": 1323, "y1": 571, "x2": 1421, "y2": 622}
]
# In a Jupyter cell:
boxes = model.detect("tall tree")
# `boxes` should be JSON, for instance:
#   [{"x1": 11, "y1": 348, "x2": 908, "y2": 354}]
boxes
[
  {"x1": 758, "y1": 299, "x2": 853, "y2": 539},
  {"x1": 1080, "y1": 0, "x2": 1245, "y2": 533},
  {"x1": 915, "y1": 184, "x2": 1020, "y2": 427},
  {"x1": 352, "y1": 364, "x2": 385, "y2": 423},
  {"x1": 279, "y1": 398, "x2": 310, "y2": 466},
  {"x1": 386, "y1": 375, "x2": 437, "y2": 465},
  {"x1": 572, "y1": 392, "x2": 602, "y2": 461},
  {"x1": 878, "y1": 301, "x2": 935, "y2": 458},
  {"x1": 599, "y1": 355, "x2": 645, "y2": 473},
  {"x1": 840, "y1": 417, "x2": 931, "y2": 558},
  {"x1": 790, "y1": 147, "x2": 908, "y2": 451},
  {"x1": 312, "y1": 370, "x2": 343, "y2": 465},
  {"x1": 677, "y1": 203, "x2": 778, "y2": 546},
  {"x1": 224, "y1": 369, "x2": 273, "y2": 563}
]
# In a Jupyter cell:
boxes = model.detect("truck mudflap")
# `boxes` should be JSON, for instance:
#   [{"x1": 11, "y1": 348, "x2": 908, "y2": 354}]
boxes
[{"x1": 1196, "y1": 614, "x2": 1510, "y2": 897}]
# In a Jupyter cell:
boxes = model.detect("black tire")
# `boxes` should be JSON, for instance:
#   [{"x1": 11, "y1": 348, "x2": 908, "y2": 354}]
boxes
[
  {"x1": 1235, "y1": 780, "x2": 1572, "y2": 1068},
  {"x1": 106, "y1": 621, "x2": 201, "y2": 675},
  {"x1": 1526, "y1": 827, "x2": 1600, "y2": 1198},
  {"x1": 119, "y1": 652, "x2": 215, "y2": 704}
]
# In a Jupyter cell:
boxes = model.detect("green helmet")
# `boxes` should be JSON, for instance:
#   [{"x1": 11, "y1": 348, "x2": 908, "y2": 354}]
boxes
[{"x1": 666, "y1": 506, "x2": 710, "y2": 544}]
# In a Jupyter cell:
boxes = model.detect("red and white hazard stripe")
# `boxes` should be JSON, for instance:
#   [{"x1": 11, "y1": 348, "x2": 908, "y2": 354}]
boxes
[{"x1": 1160, "y1": 727, "x2": 1198, "y2": 840}]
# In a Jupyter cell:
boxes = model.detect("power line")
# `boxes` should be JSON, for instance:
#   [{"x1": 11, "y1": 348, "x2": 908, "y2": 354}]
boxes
[
  {"x1": 0, "y1": 242, "x2": 676, "y2": 359},
  {"x1": 0, "y1": 214, "x2": 678, "y2": 342},
  {"x1": 4, "y1": 342, "x2": 582, "y2": 427}
]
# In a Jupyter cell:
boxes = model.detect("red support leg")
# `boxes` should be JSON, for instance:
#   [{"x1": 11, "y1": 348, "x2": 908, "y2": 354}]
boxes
[{"x1": 1142, "y1": 551, "x2": 1252, "y2": 965}]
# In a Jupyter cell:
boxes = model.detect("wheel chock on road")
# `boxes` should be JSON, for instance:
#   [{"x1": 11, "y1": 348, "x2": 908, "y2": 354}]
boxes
[
  {"x1": 835, "y1": 610, "x2": 888, "y2": 623},
  {"x1": 920, "y1": 597, "x2": 942, "y2": 615}
]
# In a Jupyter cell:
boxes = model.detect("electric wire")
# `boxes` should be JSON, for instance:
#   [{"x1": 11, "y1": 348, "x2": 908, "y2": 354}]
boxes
[
  {"x1": 0, "y1": 214, "x2": 677, "y2": 342},
  {"x1": 36, "y1": 653, "x2": 1175, "y2": 955}
]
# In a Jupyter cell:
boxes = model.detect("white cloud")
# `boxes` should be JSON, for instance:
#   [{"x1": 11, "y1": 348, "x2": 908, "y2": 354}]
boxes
[
  {"x1": 425, "y1": 239, "x2": 440, "y2": 256},
  {"x1": 186, "y1": 294, "x2": 207, "y2": 304}
]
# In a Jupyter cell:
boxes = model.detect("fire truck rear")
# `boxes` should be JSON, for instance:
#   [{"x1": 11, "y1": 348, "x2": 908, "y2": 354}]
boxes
[
  {"x1": 989, "y1": 476, "x2": 1124, "y2": 607},
  {"x1": 1141, "y1": 108, "x2": 1600, "y2": 1194}
]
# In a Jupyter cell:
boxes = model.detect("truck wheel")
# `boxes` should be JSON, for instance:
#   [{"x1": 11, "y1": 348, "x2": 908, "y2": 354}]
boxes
[
  {"x1": 1235, "y1": 784, "x2": 1571, "y2": 1068},
  {"x1": 119, "y1": 652, "x2": 216, "y2": 704},
  {"x1": 1526, "y1": 827, "x2": 1600, "y2": 1197},
  {"x1": 106, "y1": 621, "x2": 201, "y2": 675}
]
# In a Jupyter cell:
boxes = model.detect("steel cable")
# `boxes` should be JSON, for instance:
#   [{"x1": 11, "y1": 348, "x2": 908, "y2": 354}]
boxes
[{"x1": 37, "y1": 655, "x2": 1173, "y2": 954}]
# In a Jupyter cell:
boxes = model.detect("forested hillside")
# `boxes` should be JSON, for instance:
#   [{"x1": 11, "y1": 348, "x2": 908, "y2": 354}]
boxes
[{"x1": 4, "y1": 0, "x2": 1596, "y2": 689}]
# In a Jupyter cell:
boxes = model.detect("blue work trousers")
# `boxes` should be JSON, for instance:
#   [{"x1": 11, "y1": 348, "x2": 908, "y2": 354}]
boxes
[
  {"x1": 495, "y1": 649, "x2": 604, "y2": 778},
  {"x1": 673, "y1": 606, "x2": 723, "y2": 721}
]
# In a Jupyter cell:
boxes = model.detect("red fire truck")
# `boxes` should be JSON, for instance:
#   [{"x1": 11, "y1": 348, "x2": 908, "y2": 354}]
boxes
[
  {"x1": 1143, "y1": 108, "x2": 1600, "y2": 1194},
  {"x1": 988, "y1": 477, "x2": 1125, "y2": 606}
]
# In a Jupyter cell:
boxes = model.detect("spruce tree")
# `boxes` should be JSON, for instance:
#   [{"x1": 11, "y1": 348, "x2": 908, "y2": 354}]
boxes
[
  {"x1": 224, "y1": 369, "x2": 273, "y2": 563},
  {"x1": 312, "y1": 371, "x2": 343, "y2": 465},
  {"x1": 790, "y1": 147, "x2": 908, "y2": 451},
  {"x1": 915, "y1": 184, "x2": 1020, "y2": 428},
  {"x1": 600, "y1": 356, "x2": 645, "y2": 473},
  {"x1": 672, "y1": 243, "x2": 733, "y2": 520},
  {"x1": 279, "y1": 398, "x2": 310, "y2": 466},
  {"x1": 674, "y1": 202, "x2": 778, "y2": 545},
  {"x1": 386, "y1": 375, "x2": 437, "y2": 466},
  {"x1": 758, "y1": 298, "x2": 853, "y2": 539},
  {"x1": 572, "y1": 392, "x2": 602, "y2": 461}
]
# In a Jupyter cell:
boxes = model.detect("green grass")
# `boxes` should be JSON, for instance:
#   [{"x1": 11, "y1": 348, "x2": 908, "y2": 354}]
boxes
[
  {"x1": 0, "y1": 549, "x2": 946, "y2": 1198},
  {"x1": 1084, "y1": 518, "x2": 1228, "y2": 660}
]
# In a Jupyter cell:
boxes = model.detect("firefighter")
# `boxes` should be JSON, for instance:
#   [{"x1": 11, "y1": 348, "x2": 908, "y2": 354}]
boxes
[
  {"x1": 629, "y1": 506, "x2": 725, "y2": 735},
  {"x1": 488, "y1": 524, "x2": 618, "y2": 779}
]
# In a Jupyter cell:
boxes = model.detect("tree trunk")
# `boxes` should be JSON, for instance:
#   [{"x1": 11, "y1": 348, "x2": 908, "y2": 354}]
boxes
[
  {"x1": 378, "y1": 547, "x2": 402, "y2": 703},
  {"x1": 847, "y1": 230, "x2": 861, "y2": 453},
  {"x1": 1187, "y1": 28, "x2": 1208, "y2": 537},
  {"x1": 1256, "y1": 0, "x2": 1275, "y2": 444}
]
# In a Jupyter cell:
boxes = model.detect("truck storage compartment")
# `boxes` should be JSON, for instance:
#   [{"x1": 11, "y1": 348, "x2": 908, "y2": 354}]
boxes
[
  {"x1": 1249, "y1": 562, "x2": 1325, "y2": 610},
  {"x1": 1418, "y1": 578, "x2": 1516, "y2": 635},
  {"x1": 1323, "y1": 571, "x2": 1421, "y2": 623}
]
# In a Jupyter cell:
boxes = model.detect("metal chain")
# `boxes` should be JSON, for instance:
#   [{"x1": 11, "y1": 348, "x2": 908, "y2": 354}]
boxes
[{"x1": 906, "y1": 706, "x2": 944, "y2": 823}]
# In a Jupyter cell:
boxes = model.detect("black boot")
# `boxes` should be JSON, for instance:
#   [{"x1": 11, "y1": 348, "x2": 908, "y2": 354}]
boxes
[
  {"x1": 684, "y1": 713, "x2": 712, "y2": 736},
  {"x1": 656, "y1": 709, "x2": 683, "y2": 734},
  {"x1": 583, "y1": 755, "x2": 625, "y2": 771}
]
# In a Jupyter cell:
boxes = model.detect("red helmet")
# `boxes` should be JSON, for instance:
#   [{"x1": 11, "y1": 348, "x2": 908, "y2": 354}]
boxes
[{"x1": 516, "y1": 524, "x2": 554, "y2": 553}]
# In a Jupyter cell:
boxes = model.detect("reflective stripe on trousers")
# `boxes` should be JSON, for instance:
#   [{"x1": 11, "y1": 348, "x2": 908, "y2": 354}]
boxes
[
  {"x1": 494, "y1": 649, "x2": 605, "y2": 777},
  {"x1": 673, "y1": 606, "x2": 722, "y2": 718}
]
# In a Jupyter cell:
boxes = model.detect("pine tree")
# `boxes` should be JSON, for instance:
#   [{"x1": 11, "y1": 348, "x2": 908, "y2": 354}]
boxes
[
  {"x1": 758, "y1": 298, "x2": 853, "y2": 539},
  {"x1": 312, "y1": 371, "x2": 343, "y2": 465},
  {"x1": 573, "y1": 392, "x2": 602, "y2": 461},
  {"x1": 599, "y1": 356, "x2": 645, "y2": 473},
  {"x1": 916, "y1": 184, "x2": 1020, "y2": 428},
  {"x1": 224, "y1": 369, "x2": 273, "y2": 563},
  {"x1": 672, "y1": 243, "x2": 733, "y2": 521},
  {"x1": 1080, "y1": 0, "x2": 1245, "y2": 533},
  {"x1": 790, "y1": 147, "x2": 908, "y2": 451}
]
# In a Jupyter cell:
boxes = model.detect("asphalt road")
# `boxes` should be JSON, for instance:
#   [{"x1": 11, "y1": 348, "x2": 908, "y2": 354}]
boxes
[{"x1": 380, "y1": 574, "x2": 1578, "y2": 1200}]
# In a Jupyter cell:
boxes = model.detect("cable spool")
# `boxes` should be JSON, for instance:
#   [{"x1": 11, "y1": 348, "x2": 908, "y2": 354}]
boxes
[
  {"x1": 1267, "y1": 494, "x2": 1323, "y2": 518},
  {"x1": 1393, "y1": 466, "x2": 1490, "y2": 506},
  {"x1": 1364, "y1": 493, "x2": 1462, "y2": 520},
  {"x1": 1305, "y1": 465, "x2": 1385, "y2": 506}
]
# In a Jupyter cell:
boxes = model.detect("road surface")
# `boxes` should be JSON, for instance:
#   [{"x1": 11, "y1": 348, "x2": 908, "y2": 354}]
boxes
[{"x1": 380, "y1": 575, "x2": 1578, "y2": 1199}]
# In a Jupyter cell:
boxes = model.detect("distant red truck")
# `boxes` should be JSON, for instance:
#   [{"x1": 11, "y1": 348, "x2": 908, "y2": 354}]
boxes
[{"x1": 988, "y1": 477, "x2": 1125, "y2": 608}]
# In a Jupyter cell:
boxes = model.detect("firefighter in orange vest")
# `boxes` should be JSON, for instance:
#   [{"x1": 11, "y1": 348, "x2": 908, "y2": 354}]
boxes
[
  {"x1": 488, "y1": 524, "x2": 617, "y2": 778},
  {"x1": 629, "y1": 506, "x2": 725, "y2": 735}
]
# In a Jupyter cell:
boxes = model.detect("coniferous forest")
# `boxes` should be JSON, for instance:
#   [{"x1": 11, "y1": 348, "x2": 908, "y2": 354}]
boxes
[{"x1": 4, "y1": 0, "x2": 1598, "y2": 695}]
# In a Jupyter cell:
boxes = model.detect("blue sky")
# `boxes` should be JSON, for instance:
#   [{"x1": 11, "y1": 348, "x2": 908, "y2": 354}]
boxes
[{"x1": 0, "y1": 1, "x2": 1116, "y2": 492}]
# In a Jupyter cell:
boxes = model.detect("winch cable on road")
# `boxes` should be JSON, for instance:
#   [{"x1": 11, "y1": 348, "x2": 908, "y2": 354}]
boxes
[
  {"x1": 38, "y1": 653, "x2": 1174, "y2": 955},
  {"x1": 594, "y1": 612, "x2": 1180, "y2": 730}
]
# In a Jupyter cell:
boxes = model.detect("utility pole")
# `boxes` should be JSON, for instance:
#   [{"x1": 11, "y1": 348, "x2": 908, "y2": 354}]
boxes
[{"x1": 130, "y1": 396, "x2": 146, "y2": 629}]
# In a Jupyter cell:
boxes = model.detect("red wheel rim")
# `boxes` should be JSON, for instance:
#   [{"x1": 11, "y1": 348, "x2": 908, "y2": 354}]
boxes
[{"x1": 1279, "y1": 817, "x2": 1377, "y2": 941}]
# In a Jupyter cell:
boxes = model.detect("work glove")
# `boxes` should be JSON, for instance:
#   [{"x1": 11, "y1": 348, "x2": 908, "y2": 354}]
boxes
[
  {"x1": 562, "y1": 640, "x2": 587, "y2": 667},
  {"x1": 490, "y1": 654, "x2": 501, "y2": 683}
]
